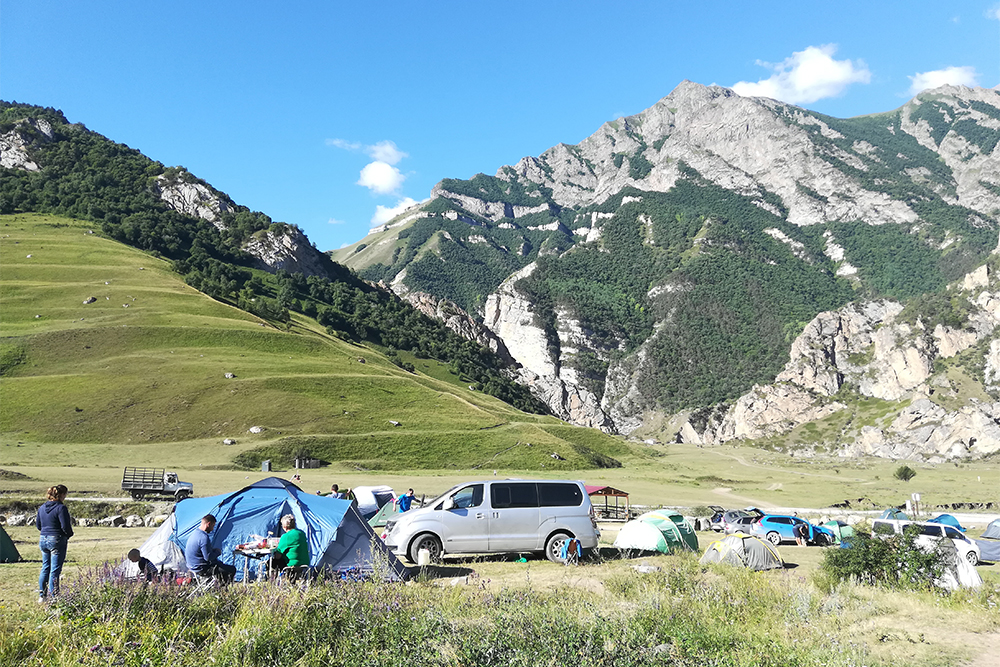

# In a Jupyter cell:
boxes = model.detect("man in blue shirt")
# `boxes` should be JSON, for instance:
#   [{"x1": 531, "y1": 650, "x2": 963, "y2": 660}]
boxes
[
  {"x1": 185, "y1": 514, "x2": 236, "y2": 583},
  {"x1": 397, "y1": 488, "x2": 416, "y2": 513}
]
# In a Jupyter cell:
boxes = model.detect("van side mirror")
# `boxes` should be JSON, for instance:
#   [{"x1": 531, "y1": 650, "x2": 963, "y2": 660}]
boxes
[{"x1": 443, "y1": 498, "x2": 456, "y2": 511}]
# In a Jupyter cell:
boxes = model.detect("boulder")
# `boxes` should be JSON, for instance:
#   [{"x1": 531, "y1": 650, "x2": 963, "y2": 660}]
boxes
[
  {"x1": 249, "y1": 426, "x2": 264, "y2": 434},
  {"x1": 223, "y1": 438, "x2": 237, "y2": 445},
  {"x1": 77, "y1": 517, "x2": 97, "y2": 527},
  {"x1": 98, "y1": 515, "x2": 125, "y2": 527},
  {"x1": 144, "y1": 514, "x2": 168, "y2": 527},
  {"x1": 6, "y1": 514, "x2": 27, "y2": 527},
  {"x1": 125, "y1": 514, "x2": 144, "y2": 528}
]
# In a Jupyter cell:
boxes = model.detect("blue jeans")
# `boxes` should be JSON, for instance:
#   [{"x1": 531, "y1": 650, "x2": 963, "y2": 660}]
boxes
[{"x1": 39, "y1": 535, "x2": 68, "y2": 598}]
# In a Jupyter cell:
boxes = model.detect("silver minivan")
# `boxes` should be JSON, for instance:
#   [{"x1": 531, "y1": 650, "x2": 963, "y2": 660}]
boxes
[{"x1": 383, "y1": 479, "x2": 600, "y2": 563}]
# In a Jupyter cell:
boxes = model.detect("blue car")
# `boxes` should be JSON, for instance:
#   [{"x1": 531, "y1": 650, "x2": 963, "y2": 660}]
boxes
[{"x1": 751, "y1": 515, "x2": 834, "y2": 546}]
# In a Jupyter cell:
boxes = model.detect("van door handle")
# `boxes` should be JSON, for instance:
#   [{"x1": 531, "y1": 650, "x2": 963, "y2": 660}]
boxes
[{"x1": 476, "y1": 513, "x2": 485, "y2": 520}]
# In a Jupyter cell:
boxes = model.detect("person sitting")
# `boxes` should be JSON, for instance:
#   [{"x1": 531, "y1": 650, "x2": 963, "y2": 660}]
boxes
[
  {"x1": 184, "y1": 514, "x2": 236, "y2": 583},
  {"x1": 126, "y1": 548, "x2": 159, "y2": 582},
  {"x1": 271, "y1": 514, "x2": 310, "y2": 580}
]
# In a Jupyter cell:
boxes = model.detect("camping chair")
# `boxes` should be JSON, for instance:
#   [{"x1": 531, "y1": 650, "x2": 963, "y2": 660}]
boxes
[
  {"x1": 561, "y1": 538, "x2": 582, "y2": 566},
  {"x1": 189, "y1": 570, "x2": 219, "y2": 595}
]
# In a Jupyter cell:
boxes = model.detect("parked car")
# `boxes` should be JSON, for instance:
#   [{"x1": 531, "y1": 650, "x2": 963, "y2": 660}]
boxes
[
  {"x1": 871, "y1": 519, "x2": 981, "y2": 566},
  {"x1": 707, "y1": 506, "x2": 727, "y2": 531},
  {"x1": 383, "y1": 479, "x2": 600, "y2": 564},
  {"x1": 715, "y1": 507, "x2": 765, "y2": 534},
  {"x1": 751, "y1": 515, "x2": 834, "y2": 546}
]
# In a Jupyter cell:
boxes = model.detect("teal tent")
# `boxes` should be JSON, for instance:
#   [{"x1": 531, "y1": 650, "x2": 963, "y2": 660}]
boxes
[{"x1": 0, "y1": 524, "x2": 20, "y2": 563}]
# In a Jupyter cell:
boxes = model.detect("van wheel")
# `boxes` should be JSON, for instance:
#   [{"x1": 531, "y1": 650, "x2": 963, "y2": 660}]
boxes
[
  {"x1": 409, "y1": 534, "x2": 442, "y2": 564},
  {"x1": 545, "y1": 532, "x2": 572, "y2": 563},
  {"x1": 966, "y1": 551, "x2": 980, "y2": 566},
  {"x1": 766, "y1": 532, "x2": 781, "y2": 546}
]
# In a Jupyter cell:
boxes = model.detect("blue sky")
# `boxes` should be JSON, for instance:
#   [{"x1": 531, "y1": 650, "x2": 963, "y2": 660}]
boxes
[{"x1": 3, "y1": 1, "x2": 1000, "y2": 251}]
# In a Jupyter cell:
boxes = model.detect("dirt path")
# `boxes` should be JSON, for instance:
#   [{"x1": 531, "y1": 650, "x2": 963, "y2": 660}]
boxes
[
  {"x1": 962, "y1": 631, "x2": 1000, "y2": 667},
  {"x1": 701, "y1": 448, "x2": 866, "y2": 482},
  {"x1": 711, "y1": 487, "x2": 779, "y2": 509}
]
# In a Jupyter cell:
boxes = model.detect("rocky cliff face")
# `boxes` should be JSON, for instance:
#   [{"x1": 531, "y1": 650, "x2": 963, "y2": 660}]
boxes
[
  {"x1": 677, "y1": 257, "x2": 1000, "y2": 461},
  {"x1": 154, "y1": 176, "x2": 231, "y2": 228},
  {"x1": 334, "y1": 81, "x2": 1000, "y2": 437},
  {"x1": 0, "y1": 118, "x2": 52, "y2": 171},
  {"x1": 243, "y1": 227, "x2": 331, "y2": 278}
]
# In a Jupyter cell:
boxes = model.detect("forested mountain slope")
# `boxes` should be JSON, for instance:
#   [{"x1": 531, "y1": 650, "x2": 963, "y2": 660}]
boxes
[
  {"x1": 0, "y1": 214, "x2": 627, "y2": 470},
  {"x1": 333, "y1": 82, "x2": 1000, "y2": 437},
  {"x1": 0, "y1": 102, "x2": 543, "y2": 415}
]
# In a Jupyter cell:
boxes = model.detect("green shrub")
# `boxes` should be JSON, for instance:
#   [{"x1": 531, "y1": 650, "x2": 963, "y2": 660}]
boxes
[
  {"x1": 820, "y1": 527, "x2": 950, "y2": 590},
  {"x1": 894, "y1": 465, "x2": 917, "y2": 482}
]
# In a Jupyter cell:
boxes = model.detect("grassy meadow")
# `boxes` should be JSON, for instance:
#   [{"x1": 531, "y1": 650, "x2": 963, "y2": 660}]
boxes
[{"x1": 4, "y1": 213, "x2": 1000, "y2": 665}]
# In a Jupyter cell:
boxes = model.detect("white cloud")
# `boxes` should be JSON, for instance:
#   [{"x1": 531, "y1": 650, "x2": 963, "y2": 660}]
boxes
[
  {"x1": 367, "y1": 140, "x2": 407, "y2": 165},
  {"x1": 987, "y1": 5, "x2": 1000, "y2": 20},
  {"x1": 327, "y1": 217, "x2": 346, "y2": 225},
  {"x1": 371, "y1": 197, "x2": 419, "y2": 226},
  {"x1": 731, "y1": 44, "x2": 871, "y2": 105},
  {"x1": 908, "y1": 66, "x2": 979, "y2": 95},
  {"x1": 357, "y1": 161, "x2": 405, "y2": 194},
  {"x1": 326, "y1": 138, "x2": 361, "y2": 151}
]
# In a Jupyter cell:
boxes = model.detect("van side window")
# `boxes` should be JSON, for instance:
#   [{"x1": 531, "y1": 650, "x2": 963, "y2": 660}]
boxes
[
  {"x1": 491, "y1": 483, "x2": 539, "y2": 508},
  {"x1": 918, "y1": 524, "x2": 943, "y2": 537},
  {"x1": 452, "y1": 484, "x2": 484, "y2": 509},
  {"x1": 943, "y1": 527, "x2": 964, "y2": 539},
  {"x1": 872, "y1": 521, "x2": 895, "y2": 535},
  {"x1": 539, "y1": 483, "x2": 583, "y2": 507}
]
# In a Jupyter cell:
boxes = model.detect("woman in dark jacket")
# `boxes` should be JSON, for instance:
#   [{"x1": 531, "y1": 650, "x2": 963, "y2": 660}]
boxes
[{"x1": 36, "y1": 484, "x2": 73, "y2": 601}]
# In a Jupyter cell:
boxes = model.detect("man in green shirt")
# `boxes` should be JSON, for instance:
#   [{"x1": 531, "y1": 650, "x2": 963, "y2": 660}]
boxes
[{"x1": 273, "y1": 514, "x2": 309, "y2": 578}]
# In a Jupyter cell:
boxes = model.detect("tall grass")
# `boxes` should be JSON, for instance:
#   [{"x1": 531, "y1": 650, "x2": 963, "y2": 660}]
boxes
[{"x1": 0, "y1": 554, "x2": 928, "y2": 667}]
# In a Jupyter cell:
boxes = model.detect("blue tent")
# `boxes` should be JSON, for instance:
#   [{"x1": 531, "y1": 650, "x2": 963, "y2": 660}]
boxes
[
  {"x1": 141, "y1": 477, "x2": 408, "y2": 581},
  {"x1": 927, "y1": 513, "x2": 966, "y2": 532}
]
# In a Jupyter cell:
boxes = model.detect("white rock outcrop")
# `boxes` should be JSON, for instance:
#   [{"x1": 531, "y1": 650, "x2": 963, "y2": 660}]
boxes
[{"x1": 243, "y1": 227, "x2": 330, "y2": 278}]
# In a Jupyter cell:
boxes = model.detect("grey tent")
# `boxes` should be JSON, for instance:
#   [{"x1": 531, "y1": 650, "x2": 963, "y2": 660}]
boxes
[
  {"x1": 981, "y1": 518, "x2": 1000, "y2": 540},
  {"x1": 0, "y1": 524, "x2": 20, "y2": 563},
  {"x1": 700, "y1": 533, "x2": 783, "y2": 571}
]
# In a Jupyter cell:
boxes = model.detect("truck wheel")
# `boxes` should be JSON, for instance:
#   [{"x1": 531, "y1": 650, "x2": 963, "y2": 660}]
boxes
[
  {"x1": 545, "y1": 531, "x2": 572, "y2": 563},
  {"x1": 408, "y1": 533, "x2": 442, "y2": 564},
  {"x1": 175, "y1": 491, "x2": 190, "y2": 502},
  {"x1": 130, "y1": 491, "x2": 144, "y2": 501},
  {"x1": 766, "y1": 532, "x2": 781, "y2": 546}
]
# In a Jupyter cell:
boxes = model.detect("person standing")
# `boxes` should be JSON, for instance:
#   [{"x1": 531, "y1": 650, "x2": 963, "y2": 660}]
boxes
[
  {"x1": 397, "y1": 488, "x2": 416, "y2": 513},
  {"x1": 36, "y1": 484, "x2": 73, "y2": 602},
  {"x1": 794, "y1": 521, "x2": 808, "y2": 547}
]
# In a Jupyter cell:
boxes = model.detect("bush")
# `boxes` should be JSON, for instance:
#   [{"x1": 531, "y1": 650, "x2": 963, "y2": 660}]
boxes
[
  {"x1": 894, "y1": 465, "x2": 917, "y2": 482},
  {"x1": 820, "y1": 527, "x2": 950, "y2": 591}
]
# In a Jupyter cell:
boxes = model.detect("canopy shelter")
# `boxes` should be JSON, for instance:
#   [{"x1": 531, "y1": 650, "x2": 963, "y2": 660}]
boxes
[
  {"x1": 139, "y1": 477, "x2": 408, "y2": 581},
  {"x1": 0, "y1": 524, "x2": 20, "y2": 563},
  {"x1": 613, "y1": 511, "x2": 698, "y2": 554},
  {"x1": 586, "y1": 485, "x2": 630, "y2": 521},
  {"x1": 700, "y1": 533, "x2": 783, "y2": 571},
  {"x1": 982, "y1": 518, "x2": 1000, "y2": 540},
  {"x1": 927, "y1": 514, "x2": 966, "y2": 532},
  {"x1": 821, "y1": 520, "x2": 856, "y2": 545}
]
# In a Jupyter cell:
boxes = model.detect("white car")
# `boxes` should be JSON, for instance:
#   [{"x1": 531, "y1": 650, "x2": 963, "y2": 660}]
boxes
[
  {"x1": 384, "y1": 479, "x2": 600, "y2": 564},
  {"x1": 872, "y1": 519, "x2": 980, "y2": 565}
]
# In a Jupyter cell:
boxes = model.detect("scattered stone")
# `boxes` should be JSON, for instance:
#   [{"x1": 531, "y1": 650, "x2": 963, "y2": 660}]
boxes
[
  {"x1": 224, "y1": 373, "x2": 236, "y2": 379},
  {"x1": 83, "y1": 296, "x2": 97, "y2": 304},
  {"x1": 77, "y1": 518, "x2": 97, "y2": 527},
  {"x1": 223, "y1": 438, "x2": 237, "y2": 445},
  {"x1": 632, "y1": 564, "x2": 661, "y2": 574},
  {"x1": 249, "y1": 426, "x2": 264, "y2": 434},
  {"x1": 125, "y1": 515, "x2": 144, "y2": 528},
  {"x1": 6, "y1": 514, "x2": 27, "y2": 527},
  {"x1": 357, "y1": 357, "x2": 366, "y2": 364},
  {"x1": 98, "y1": 515, "x2": 125, "y2": 528},
  {"x1": 388, "y1": 420, "x2": 400, "y2": 427},
  {"x1": 145, "y1": 514, "x2": 168, "y2": 528}
]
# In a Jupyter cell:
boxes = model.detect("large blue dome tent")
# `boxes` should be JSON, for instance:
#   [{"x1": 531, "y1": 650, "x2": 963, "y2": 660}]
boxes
[{"x1": 139, "y1": 477, "x2": 408, "y2": 581}]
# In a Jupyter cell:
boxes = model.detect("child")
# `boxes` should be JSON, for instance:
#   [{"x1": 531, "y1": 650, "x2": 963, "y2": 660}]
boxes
[{"x1": 126, "y1": 548, "x2": 159, "y2": 582}]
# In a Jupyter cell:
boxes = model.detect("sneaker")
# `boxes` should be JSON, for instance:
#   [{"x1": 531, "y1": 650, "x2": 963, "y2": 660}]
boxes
[{"x1": 37, "y1": 596, "x2": 45, "y2": 604}]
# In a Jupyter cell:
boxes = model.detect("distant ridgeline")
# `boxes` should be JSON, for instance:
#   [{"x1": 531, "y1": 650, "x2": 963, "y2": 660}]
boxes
[
  {"x1": 0, "y1": 101, "x2": 546, "y2": 414},
  {"x1": 333, "y1": 82, "x2": 1000, "y2": 433}
]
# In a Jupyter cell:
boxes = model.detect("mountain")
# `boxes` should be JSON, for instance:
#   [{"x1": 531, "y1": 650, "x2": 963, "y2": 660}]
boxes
[
  {"x1": 332, "y1": 81, "x2": 1000, "y2": 444},
  {"x1": 0, "y1": 101, "x2": 546, "y2": 417},
  {"x1": 0, "y1": 213, "x2": 627, "y2": 470}
]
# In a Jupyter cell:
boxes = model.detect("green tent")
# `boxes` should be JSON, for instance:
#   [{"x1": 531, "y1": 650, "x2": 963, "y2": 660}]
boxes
[
  {"x1": 613, "y1": 511, "x2": 698, "y2": 554},
  {"x1": 822, "y1": 520, "x2": 856, "y2": 545},
  {"x1": 368, "y1": 500, "x2": 399, "y2": 532},
  {"x1": 0, "y1": 524, "x2": 21, "y2": 563},
  {"x1": 700, "y1": 533, "x2": 783, "y2": 571}
]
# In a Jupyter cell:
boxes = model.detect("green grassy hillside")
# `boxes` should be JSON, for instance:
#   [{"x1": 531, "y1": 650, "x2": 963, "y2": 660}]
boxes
[{"x1": 0, "y1": 213, "x2": 630, "y2": 470}]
